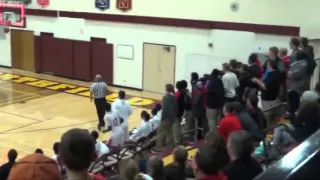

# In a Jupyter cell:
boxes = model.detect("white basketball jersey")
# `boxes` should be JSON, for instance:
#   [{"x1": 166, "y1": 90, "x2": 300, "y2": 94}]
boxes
[
  {"x1": 112, "y1": 99, "x2": 133, "y2": 127},
  {"x1": 104, "y1": 110, "x2": 125, "y2": 147}
]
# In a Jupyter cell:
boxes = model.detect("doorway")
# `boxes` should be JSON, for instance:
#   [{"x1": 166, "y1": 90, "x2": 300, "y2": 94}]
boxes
[
  {"x1": 143, "y1": 43, "x2": 176, "y2": 94},
  {"x1": 11, "y1": 30, "x2": 35, "y2": 71}
]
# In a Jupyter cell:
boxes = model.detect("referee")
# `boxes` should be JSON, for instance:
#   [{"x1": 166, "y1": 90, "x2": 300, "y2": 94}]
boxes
[{"x1": 90, "y1": 74, "x2": 108, "y2": 131}]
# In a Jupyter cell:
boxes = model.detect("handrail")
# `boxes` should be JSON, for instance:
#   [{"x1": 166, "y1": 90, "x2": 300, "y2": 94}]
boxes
[{"x1": 255, "y1": 129, "x2": 320, "y2": 180}]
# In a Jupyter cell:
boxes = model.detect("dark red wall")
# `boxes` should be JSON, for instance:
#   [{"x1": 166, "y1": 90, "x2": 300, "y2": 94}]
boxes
[{"x1": 34, "y1": 35, "x2": 113, "y2": 84}]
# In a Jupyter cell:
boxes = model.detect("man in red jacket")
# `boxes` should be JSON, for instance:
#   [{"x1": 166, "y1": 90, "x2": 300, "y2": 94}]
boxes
[{"x1": 218, "y1": 102, "x2": 243, "y2": 141}]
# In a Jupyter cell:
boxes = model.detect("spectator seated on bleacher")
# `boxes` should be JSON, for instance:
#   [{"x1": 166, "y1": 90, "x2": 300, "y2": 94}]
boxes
[
  {"x1": 124, "y1": 159, "x2": 152, "y2": 180},
  {"x1": 271, "y1": 91, "x2": 320, "y2": 155},
  {"x1": 233, "y1": 102, "x2": 263, "y2": 142},
  {"x1": 129, "y1": 111, "x2": 153, "y2": 142},
  {"x1": 60, "y1": 128, "x2": 105, "y2": 180},
  {"x1": 164, "y1": 146, "x2": 188, "y2": 180},
  {"x1": 91, "y1": 130, "x2": 110, "y2": 157},
  {"x1": 223, "y1": 130, "x2": 262, "y2": 180},
  {"x1": 247, "y1": 94, "x2": 267, "y2": 130}
]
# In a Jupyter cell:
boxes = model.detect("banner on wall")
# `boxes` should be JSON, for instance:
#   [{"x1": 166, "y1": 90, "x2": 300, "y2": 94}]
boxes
[
  {"x1": 95, "y1": 0, "x2": 110, "y2": 10},
  {"x1": 37, "y1": 0, "x2": 49, "y2": 7},
  {"x1": 116, "y1": 0, "x2": 132, "y2": 11}
]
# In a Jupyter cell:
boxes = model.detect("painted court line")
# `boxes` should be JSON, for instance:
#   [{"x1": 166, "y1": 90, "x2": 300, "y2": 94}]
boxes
[{"x1": 0, "y1": 72, "x2": 160, "y2": 109}]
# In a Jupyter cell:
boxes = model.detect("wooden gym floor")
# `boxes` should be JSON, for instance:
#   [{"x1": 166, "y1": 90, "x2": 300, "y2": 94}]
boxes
[
  {"x1": 0, "y1": 67, "x2": 168, "y2": 164},
  {"x1": 0, "y1": 67, "x2": 289, "y2": 165}
]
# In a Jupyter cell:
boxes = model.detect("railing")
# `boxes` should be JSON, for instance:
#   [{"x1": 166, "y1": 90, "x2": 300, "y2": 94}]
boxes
[{"x1": 255, "y1": 129, "x2": 320, "y2": 180}]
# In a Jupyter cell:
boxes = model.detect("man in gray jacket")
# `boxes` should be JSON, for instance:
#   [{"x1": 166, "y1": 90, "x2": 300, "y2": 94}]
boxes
[
  {"x1": 156, "y1": 84, "x2": 178, "y2": 149},
  {"x1": 287, "y1": 51, "x2": 309, "y2": 123}
]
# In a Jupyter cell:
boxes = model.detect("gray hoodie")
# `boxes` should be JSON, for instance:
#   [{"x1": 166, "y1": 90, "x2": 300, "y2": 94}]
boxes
[{"x1": 287, "y1": 59, "x2": 308, "y2": 94}]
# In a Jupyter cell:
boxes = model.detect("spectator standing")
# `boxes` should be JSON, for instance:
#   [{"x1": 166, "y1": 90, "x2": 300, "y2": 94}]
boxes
[
  {"x1": 247, "y1": 53, "x2": 261, "y2": 99},
  {"x1": 206, "y1": 69, "x2": 225, "y2": 130},
  {"x1": 191, "y1": 72, "x2": 199, "y2": 92},
  {"x1": 165, "y1": 146, "x2": 188, "y2": 180},
  {"x1": 192, "y1": 81, "x2": 208, "y2": 137},
  {"x1": 177, "y1": 80, "x2": 193, "y2": 133},
  {"x1": 229, "y1": 59, "x2": 240, "y2": 78},
  {"x1": 300, "y1": 37, "x2": 317, "y2": 90},
  {"x1": 287, "y1": 51, "x2": 308, "y2": 123},
  {"x1": 156, "y1": 84, "x2": 177, "y2": 149},
  {"x1": 192, "y1": 147, "x2": 228, "y2": 180},
  {"x1": 278, "y1": 48, "x2": 290, "y2": 101},
  {"x1": 290, "y1": 37, "x2": 301, "y2": 64},
  {"x1": 0, "y1": 149, "x2": 17, "y2": 180},
  {"x1": 222, "y1": 63, "x2": 239, "y2": 102},
  {"x1": 90, "y1": 74, "x2": 108, "y2": 131},
  {"x1": 224, "y1": 130, "x2": 262, "y2": 180},
  {"x1": 59, "y1": 128, "x2": 105, "y2": 180},
  {"x1": 218, "y1": 103, "x2": 243, "y2": 141},
  {"x1": 301, "y1": 37, "x2": 314, "y2": 59},
  {"x1": 252, "y1": 57, "x2": 281, "y2": 127},
  {"x1": 238, "y1": 64, "x2": 251, "y2": 103}
]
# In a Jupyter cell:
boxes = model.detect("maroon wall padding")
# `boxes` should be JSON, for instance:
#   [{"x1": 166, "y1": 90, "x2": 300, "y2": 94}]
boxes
[
  {"x1": 34, "y1": 36, "x2": 42, "y2": 73},
  {"x1": 91, "y1": 43, "x2": 113, "y2": 84},
  {"x1": 72, "y1": 40, "x2": 91, "y2": 81},
  {"x1": 41, "y1": 38, "x2": 73, "y2": 78},
  {"x1": 90, "y1": 37, "x2": 107, "y2": 43}
]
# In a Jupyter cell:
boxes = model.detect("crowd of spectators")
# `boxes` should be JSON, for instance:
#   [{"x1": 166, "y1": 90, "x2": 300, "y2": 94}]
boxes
[{"x1": 0, "y1": 37, "x2": 320, "y2": 180}]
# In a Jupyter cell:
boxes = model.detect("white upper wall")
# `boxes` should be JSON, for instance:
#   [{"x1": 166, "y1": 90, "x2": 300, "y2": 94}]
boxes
[{"x1": 26, "y1": 0, "x2": 320, "y2": 37}]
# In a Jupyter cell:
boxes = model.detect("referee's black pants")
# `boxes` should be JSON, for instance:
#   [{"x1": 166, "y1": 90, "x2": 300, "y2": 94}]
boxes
[{"x1": 94, "y1": 98, "x2": 106, "y2": 127}]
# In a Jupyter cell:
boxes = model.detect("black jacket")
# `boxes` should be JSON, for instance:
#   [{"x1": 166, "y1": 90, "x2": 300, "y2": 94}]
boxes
[
  {"x1": 206, "y1": 77, "x2": 225, "y2": 109},
  {"x1": 0, "y1": 161, "x2": 15, "y2": 180},
  {"x1": 247, "y1": 64, "x2": 260, "y2": 88},
  {"x1": 224, "y1": 157, "x2": 262, "y2": 180}
]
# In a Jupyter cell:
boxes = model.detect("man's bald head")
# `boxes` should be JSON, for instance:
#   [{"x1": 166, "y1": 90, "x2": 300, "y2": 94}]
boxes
[
  {"x1": 95, "y1": 74, "x2": 102, "y2": 82},
  {"x1": 173, "y1": 145, "x2": 188, "y2": 165}
]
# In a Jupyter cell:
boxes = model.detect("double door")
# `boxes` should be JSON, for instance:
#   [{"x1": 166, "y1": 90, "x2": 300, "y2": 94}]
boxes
[{"x1": 143, "y1": 43, "x2": 175, "y2": 94}]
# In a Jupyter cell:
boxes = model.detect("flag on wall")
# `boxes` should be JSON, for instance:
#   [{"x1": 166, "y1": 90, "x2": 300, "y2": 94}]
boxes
[
  {"x1": 116, "y1": 0, "x2": 132, "y2": 11},
  {"x1": 95, "y1": 0, "x2": 110, "y2": 10},
  {"x1": 37, "y1": 0, "x2": 49, "y2": 7}
]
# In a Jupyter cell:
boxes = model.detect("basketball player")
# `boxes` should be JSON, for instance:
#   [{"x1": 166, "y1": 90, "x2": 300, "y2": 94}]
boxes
[
  {"x1": 112, "y1": 90, "x2": 133, "y2": 141},
  {"x1": 104, "y1": 103, "x2": 125, "y2": 147},
  {"x1": 129, "y1": 111, "x2": 152, "y2": 142},
  {"x1": 150, "y1": 104, "x2": 162, "y2": 131}
]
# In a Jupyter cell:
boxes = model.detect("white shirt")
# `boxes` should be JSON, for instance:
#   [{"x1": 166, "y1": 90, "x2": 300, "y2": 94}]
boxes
[
  {"x1": 112, "y1": 99, "x2": 133, "y2": 127},
  {"x1": 150, "y1": 110, "x2": 162, "y2": 130},
  {"x1": 222, "y1": 71, "x2": 239, "y2": 98},
  {"x1": 95, "y1": 141, "x2": 110, "y2": 157},
  {"x1": 129, "y1": 120, "x2": 152, "y2": 142}
]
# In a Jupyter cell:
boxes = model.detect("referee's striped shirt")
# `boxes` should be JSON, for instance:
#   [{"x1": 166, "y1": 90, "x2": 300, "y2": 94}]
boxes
[{"x1": 90, "y1": 82, "x2": 108, "y2": 99}]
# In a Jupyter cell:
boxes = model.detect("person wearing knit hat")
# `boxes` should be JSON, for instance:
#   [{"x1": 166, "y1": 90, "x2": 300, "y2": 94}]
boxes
[{"x1": 8, "y1": 153, "x2": 61, "y2": 180}]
